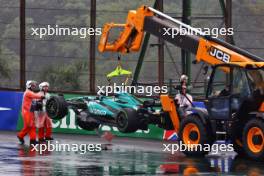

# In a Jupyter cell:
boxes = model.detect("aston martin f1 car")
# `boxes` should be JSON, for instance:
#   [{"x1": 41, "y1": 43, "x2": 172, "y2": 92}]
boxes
[{"x1": 46, "y1": 92, "x2": 173, "y2": 133}]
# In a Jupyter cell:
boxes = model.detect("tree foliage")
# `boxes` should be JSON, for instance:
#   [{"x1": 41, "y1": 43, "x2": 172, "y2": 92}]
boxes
[{"x1": 40, "y1": 61, "x2": 88, "y2": 91}]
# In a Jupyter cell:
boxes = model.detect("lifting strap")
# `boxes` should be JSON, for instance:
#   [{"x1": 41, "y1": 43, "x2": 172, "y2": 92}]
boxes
[{"x1": 107, "y1": 56, "x2": 132, "y2": 85}]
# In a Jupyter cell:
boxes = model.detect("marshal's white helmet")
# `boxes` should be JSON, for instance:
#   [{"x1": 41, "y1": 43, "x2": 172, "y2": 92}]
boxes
[
  {"x1": 180, "y1": 74, "x2": 188, "y2": 82},
  {"x1": 39, "y1": 82, "x2": 50, "y2": 90},
  {"x1": 26, "y1": 80, "x2": 37, "y2": 89}
]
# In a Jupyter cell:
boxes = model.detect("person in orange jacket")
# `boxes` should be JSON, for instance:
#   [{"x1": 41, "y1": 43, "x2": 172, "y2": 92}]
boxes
[
  {"x1": 36, "y1": 82, "x2": 53, "y2": 142},
  {"x1": 17, "y1": 80, "x2": 43, "y2": 145}
]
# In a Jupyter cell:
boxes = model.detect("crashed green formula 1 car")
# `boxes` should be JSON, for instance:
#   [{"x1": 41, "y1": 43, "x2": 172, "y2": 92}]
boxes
[{"x1": 46, "y1": 92, "x2": 173, "y2": 133}]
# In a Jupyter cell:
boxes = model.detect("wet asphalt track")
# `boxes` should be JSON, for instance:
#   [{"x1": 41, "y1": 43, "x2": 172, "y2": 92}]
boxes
[{"x1": 0, "y1": 131, "x2": 264, "y2": 176}]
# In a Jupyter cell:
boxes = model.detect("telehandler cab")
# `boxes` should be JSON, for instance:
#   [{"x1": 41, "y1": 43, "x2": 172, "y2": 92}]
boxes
[{"x1": 159, "y1": 62, "x2": 264, "y2": 160}]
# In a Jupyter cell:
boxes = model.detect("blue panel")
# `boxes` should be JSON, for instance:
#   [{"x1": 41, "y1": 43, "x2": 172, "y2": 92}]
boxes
[
  {"x1": 193, "y1": 101, "x2": 205, "y2": 108},
  {"x1": 0, "y1": 91, "x2": 23, "y2": 130}
]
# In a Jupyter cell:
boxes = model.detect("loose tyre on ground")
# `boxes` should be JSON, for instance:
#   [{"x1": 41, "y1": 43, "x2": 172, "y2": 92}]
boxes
[
  {"x1": 116, "y1": 108, "x2": 139, "y2": 133},
  {"x1": 242, "y1": 118, "x2": 264, "y2": 160},
  {"x1": 179, "y1": 115, "x2": 213, "y2": 156}
]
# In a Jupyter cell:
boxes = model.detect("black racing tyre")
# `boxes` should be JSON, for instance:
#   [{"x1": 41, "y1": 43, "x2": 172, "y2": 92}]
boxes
[
  {"x1": 179, "y1": 115, "x2": 213, "y2": 156},
  {"x1": 76, "y1": 111, "x2": 100, "y2": 131},
  {"x1": 46, "y1": 96, "x2": 68, "y2": 120},
  {"x1": 116, "y1": 108, "x2": 139, "y2": 133},
  {"x1": 242, "y1": 118, "x2": 264, "y2": 161}
]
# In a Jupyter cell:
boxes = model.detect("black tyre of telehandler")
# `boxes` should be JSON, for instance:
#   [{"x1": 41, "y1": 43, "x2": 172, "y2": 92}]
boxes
[
  {"x1": 179, "y1": 115, "x2": 213, "y2": 156},
  {"x1": 242, "y1": 118, "x2": 264, "y2": 161}
]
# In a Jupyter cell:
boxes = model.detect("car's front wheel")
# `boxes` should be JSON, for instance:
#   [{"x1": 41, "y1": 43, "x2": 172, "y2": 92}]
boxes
[
  {"x1": 116, "y1": 108, "x2": 139, "y2": 133},
  {"x1": 46, "y1": 95, "x2": 68, "y2": 120}
]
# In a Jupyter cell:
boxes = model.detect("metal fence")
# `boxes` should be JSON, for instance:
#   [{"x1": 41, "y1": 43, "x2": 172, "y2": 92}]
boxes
[{"x1": 0, "y1": 0, "x2": 263, "y2": 96}]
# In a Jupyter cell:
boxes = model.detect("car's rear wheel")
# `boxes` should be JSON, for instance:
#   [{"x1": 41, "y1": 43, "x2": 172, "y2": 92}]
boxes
[
  {"x1": 243, "y1": 118, "x2": 264, "y2": 160},
  {"x1": 116, "y1": 108, "x2": 139, "y2": 133},
  {"x1": 76, "y1": 111, "x2": 100, "y2": 131},
  {"x1": 46, "y1": 95, "x2": 68, "y2": 120}
]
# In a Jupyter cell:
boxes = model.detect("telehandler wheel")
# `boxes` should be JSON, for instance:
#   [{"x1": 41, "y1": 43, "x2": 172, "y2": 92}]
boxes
[
  {"x1": 242, "y1": 118, "x2": 264, "y2": 160},
  {"x1": 179, "y1": 115, "x2": 213, "y2": 156}
]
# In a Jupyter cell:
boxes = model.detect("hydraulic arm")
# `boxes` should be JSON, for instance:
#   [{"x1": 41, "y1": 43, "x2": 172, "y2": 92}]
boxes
[{"x1": 98, "y1": 5, "x2": 263, "y2": 64}]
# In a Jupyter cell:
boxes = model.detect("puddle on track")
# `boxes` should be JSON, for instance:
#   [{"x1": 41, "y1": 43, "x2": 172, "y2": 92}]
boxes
[{"x1": 0, "y1": 132, "x2": 263, "y2": 176}]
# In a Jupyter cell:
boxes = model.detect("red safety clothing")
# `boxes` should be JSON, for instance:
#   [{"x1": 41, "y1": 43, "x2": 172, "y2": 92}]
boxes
[{"x1": 18, "y1": 90, "x2": 42, "y2": 140}]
